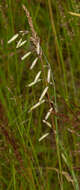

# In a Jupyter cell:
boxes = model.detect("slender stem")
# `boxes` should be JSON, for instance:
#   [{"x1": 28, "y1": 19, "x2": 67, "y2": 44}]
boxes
[{"x1": 40, "y1": 51, "x2": 63, "y2": 189}]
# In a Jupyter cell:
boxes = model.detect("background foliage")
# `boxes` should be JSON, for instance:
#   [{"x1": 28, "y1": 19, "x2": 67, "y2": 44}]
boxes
[{"x1": 0, "y1": 0, "x2": 80, "y2": 189}]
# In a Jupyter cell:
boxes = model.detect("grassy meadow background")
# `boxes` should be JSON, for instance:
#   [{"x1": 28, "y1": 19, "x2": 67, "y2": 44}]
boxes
[{"x1": 0, "y1": 0, "x2": 80, "y2": 189}]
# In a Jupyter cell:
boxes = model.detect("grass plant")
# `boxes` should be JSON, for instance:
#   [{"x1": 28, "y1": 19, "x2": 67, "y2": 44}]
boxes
[{"x1": 0, "y1": 1, "x2": 80, "y2": 189}]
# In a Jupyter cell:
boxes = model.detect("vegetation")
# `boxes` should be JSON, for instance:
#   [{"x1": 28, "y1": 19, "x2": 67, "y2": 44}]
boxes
[{"x1": 0, "y1": 0, "x2": 80, "y2": 189}]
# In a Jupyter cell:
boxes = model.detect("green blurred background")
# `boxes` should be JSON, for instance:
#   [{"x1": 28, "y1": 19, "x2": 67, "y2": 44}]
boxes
[{"x1": 0, "y1": 0, "x2": 80, "y2": 189}]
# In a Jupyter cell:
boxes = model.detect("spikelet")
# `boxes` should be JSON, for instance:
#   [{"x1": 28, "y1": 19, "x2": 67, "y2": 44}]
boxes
[
  {"x1": 45, "y1": 107, "x2": 53, "y2": 120},
  {"x1": 27, "y1": 71, "x2": 41, "y2": 87},
  {"x1": 34, "y1": 71, "x2": 41, "y2": 83},
  {"x1": 43, "y1": 120, "x2": 52, "y2": 128},
  {"x1": 27, "y1": 79, "x2": 41, "y2": 87},
  {"x1": 47, "y1": 69, "x2": 51, "y2": 83},
  {"x1": 16, "y1": 39, "x2": 27, "y2": 48},
  {"x1": 8, "y1": 34, "x2": 19, "y2": 44},
  {"x1": 39, "y1": 133, "x2": 49, "y2": 142},
  {"x1": 39, "y1": 87, "x2": 48, "y2": 101},
  {"x1": 30, "y1": 57, "x2": 38, "y2": 70},
  {"x1": 36, "y1": 42, "x2": 40, "y2": 55},
  {"x1": 29, "y1": 99, "x2": 45, "y2": 112},
  {"x1": 16, "y1": 38, "x2": 22, "y2": 48},
  {"x1": 21, "y1": 52, "x2": 31, "y2": 60},
  {"x1": 69, "y1": 11, "x2": 80, "y2": 17}
]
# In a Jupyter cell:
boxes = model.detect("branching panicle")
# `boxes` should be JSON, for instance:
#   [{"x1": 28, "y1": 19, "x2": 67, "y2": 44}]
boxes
[{"x1": 7, "y1": 4, "x2": 56, "y2": 142}]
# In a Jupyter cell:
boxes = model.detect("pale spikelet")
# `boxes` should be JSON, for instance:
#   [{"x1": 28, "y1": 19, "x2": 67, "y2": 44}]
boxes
[
  {"x1": 21, "y1": 51, "x2": 31, "y2": 60},
  {"x1": 28, "y1": 79, "x2": 41, "y2": 87},
  {"x1": 36, "y1": 42, "x2": 40, "y2": 55},
  {"x1": 69, "y1": 11, "x2": 80, "y2": 17},
  {"x1": 29, "y1": 99, "x2": 45, "y2": 112},
  {"x1": 8, "y1": 33, "x2": 19, "y2": 44},
  {"x1": 30, "y1": 57, "x2": 38, "y2": 70},
  {"x1": 43, "y1": 120, "x2": 52, "y2": 128},
  {"x1": 18, "y1": 40, "x2": 27, "y2": 48},
  {"x1": 34, "y1": 71, "x2": 41, "y2": 83},
  {"x1": 27, "y1": 71, "x2": 41, "y2": 87},
  {"x1": 28, "y1": 81, "x2": 36, "y2": 87},
  {"x1": 45, "y1": 107, "x2": 53, "y2": 120},
  {"x1": 39, "y1": 133, "x2": 49, "y2": 142},
  {"x1": 19, "y1": 30, "x2": 24, "y2": 33},
  {"x1": 16, "y1": 39, "x2": 27, "y2": 48},
  {"x1": 16, "y1": 38, "x2": 22, "y2": 48},
  {"x1": 39, "y1": 87, "x2": 48, "y2": 101},
  {"x1": 19, "y1": 30, "x2": 29, "y2": 36},
  {"x1": 47, "y1": 68, "x2": 51, "y2": 83}
]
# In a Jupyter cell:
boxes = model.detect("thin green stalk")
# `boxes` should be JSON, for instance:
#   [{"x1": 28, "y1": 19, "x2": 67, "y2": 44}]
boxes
[{"x1": 43, "y1": 52, "x2": 63, "y2": 190}]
